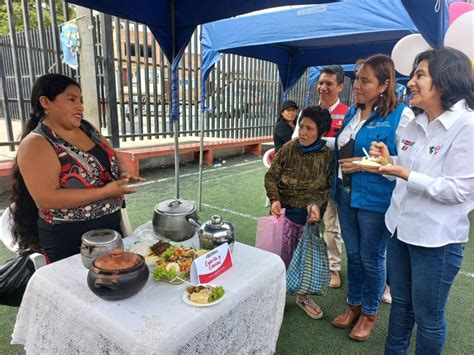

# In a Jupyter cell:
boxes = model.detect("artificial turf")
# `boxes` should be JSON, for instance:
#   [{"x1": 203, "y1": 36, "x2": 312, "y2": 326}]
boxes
[{"x1": 1, "y1": 154, "x2": 473, "y2": 354}]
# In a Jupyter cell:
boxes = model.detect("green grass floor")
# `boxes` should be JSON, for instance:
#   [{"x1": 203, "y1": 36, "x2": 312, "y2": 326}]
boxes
[{"x1": 1, "y1": 154, "x2": 473, "y2": 354}]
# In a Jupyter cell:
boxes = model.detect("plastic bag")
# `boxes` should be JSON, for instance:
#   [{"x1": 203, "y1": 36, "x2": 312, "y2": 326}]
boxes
[
  {"x1": 0, "y1": 250, "x2": 36, "y2": 307},
  {"x1": 286, "y1": 222, "x2": 330, "y2": 296},
  {"x1": 255, "y1": 212, "x2": 285, "y2": 257}
]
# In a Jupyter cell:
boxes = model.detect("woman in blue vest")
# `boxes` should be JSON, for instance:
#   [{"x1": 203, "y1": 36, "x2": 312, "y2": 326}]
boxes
[{"x1": 331, "y1": 54, "x2": 414, "y2": 341}]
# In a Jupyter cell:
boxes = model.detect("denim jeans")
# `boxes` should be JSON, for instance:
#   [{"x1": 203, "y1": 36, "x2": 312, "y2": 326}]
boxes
[
  {"x1": 384, "y1": 235, "x2": 463, "y2": 355},
  {"x1": 336, "y1": 185, "x2": 389, "y2": 315}
]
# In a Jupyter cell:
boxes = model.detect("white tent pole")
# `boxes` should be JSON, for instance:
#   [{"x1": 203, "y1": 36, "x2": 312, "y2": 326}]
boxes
[{"x1": 197, "y1": 109, "x2": 206, "y2": 211}]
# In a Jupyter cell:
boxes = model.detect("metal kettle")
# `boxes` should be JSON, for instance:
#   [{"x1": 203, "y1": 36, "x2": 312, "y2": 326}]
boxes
[{"x1": 188, "y1": 215, "x2": 234, "y2": 251}]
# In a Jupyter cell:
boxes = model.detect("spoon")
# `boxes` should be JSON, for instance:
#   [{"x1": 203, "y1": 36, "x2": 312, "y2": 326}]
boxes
[
  {"x1": 175, "y1": 276, "x2": 197, "y2": 287},
  {"x1": 362, "y1": 147, "x2": 372, "y2": 160}
]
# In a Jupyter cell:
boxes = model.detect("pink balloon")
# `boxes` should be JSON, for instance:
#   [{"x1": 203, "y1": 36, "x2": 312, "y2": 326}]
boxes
[{"x1": 449, "y1": 2, "x2": 474, "y2": 26}]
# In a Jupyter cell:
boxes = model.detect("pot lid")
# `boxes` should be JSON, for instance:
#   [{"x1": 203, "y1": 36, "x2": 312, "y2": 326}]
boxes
[
  {"x1": 154, "y1": 199, "x2": 196, "y2": 216},
  {"x1": 93, "y1": 249, "x2": 143, "y2": 271},
  {"x1": 209, "y1": 215, "x2": 223, "y2": 227},
  {"x1": 81, "y1": 229, "x2": 122, "y2": 246}
]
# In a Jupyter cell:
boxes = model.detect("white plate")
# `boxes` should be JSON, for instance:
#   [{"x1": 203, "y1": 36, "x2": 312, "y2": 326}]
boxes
[
  {"x1": 352, "y1": 160, "x2": 391, "y2": 168},
  {"x1": 182, "y1": 286, "x2": 226, "y2": 307}
]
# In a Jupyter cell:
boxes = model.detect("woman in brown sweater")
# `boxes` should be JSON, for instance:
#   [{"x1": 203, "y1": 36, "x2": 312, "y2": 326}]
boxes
[{"x1": 265, "y1": 105, "x2": 334, "y2": 319}]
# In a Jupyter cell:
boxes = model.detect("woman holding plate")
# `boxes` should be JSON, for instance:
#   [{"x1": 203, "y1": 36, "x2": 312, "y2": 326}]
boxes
[
  {"x1": 369, "y1": 47, "x2": 474, "y2": 354},
  {"x1": 331, "y1": 54, "x2": 414, "y2": 341}
]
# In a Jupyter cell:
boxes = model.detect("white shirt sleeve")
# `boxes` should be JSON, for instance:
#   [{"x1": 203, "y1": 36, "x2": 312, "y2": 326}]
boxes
[
  {"x1": 392, "y1": 107, "x2": 416, "y2": 165},
  {"x1": 291, "y1": 111, "x2": 302, "y2": 139},
  {"x1": 322, "y1": 137, "x2": 335, "y2": 151},
  {"x1": 406, "y1": 122, "x2": 474, "y2": 204}
]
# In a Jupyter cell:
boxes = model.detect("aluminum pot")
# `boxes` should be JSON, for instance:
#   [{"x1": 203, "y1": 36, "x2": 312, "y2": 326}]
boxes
[
  {"x1": 188, "y1": 215, "x2": 235, "y2": 251},
  {"x1": 87, "y1": 249, "x2": 149, "y2": 301},
  {"x1": 152, "y1": 199, "x2": 198, "y2": 242},
  {"x1": 80, "y1": 229, "x2": 124, "y2": 269}
]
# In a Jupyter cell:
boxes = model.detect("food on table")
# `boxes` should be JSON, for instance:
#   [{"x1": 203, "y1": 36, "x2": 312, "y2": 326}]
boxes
[
  {"x1": 128, "y1": 240, "x2": 155, "y2": 257},
  {"x1": 128, "y1": 240, "x2": 208, "y2": 284},
  {"x1": 150, "y1": 240, "x2": 172, "y2": 256},
  {"x1": 186, "y1": 285, "x2": 225, "y2": 304},
  {"x1": 152, "y1": 245, "x2": 199, "y2": 284}
]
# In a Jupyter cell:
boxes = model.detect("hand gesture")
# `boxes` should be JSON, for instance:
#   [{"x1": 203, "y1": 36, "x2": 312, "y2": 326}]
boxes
[
  {"x1": 104, "y1": 177, "x2": 137, "y2": 197},
  {"x1": 271, "y1": 201, "x2": 283, "y2": 217},
  {"x1": 369, "y1": 141, "x2": 392, "y2": 163},
  {"x1": 307, "y1": 204, "x2": 320, "y2": 223},
  {"x1": 120, "y1": 172, "x2": 145, "y2": 183},
  {"x1": 339, "y1": 157, "x2": 362, "y2": 174}
]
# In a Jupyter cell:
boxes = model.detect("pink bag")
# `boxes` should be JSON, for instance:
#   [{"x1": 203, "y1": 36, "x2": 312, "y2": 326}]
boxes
[{"x1": 255, "y1": 212, "x2": 286, "y2": 257}]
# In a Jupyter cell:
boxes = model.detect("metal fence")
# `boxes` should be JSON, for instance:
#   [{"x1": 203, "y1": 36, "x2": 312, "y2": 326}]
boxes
[{"x1": 0, "y1": 1, "x2": 352, "y2": 152}]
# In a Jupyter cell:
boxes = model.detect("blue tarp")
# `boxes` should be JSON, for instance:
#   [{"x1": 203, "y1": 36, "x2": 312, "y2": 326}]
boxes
[
  {"x1": 68, "y1": 0, "x2": 336, "y2": 122},
  {"x1": 201, "y1": 0, "x2": 448, "y2": 100},
  {"x1": 201, "y1": 0, "x2": 419, "y2": 99}
]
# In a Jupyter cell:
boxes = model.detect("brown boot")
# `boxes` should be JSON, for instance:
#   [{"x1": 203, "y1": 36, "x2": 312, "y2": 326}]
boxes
[
  {"x1": 349, "y1": 313, "x2": 377, "y2": 341},
  {"x1": 331, "y1": 305, "x2": 361, "y2": 329}
]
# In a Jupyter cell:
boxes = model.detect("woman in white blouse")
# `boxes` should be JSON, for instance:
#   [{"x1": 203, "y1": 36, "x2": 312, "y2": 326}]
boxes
[{"x1": 369, "y1": 47, "x2": 474, "y2": 355}]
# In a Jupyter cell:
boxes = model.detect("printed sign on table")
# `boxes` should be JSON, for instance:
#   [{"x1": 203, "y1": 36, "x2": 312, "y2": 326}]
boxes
[{"x1": 190, "y1": 243, "x2": 233, "y2": 284}]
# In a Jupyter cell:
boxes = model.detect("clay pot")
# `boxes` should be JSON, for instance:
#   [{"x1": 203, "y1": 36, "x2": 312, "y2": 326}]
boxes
[{"x1": 87, "y1": 249, "x2": 149, "y2": 300}]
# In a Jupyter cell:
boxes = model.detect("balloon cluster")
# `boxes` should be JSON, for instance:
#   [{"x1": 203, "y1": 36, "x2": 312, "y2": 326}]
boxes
[{"x1": 392, "y1": 2, "x2": 474, "y2": 76}]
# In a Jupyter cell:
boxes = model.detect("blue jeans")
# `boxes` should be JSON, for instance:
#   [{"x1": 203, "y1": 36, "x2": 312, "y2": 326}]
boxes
[
  {"x1": 336, "y1": 185, "x2": 389, "y2": 315},
  {"x1": 384, "y1": 235, "x2": 463, "y2": 355}
]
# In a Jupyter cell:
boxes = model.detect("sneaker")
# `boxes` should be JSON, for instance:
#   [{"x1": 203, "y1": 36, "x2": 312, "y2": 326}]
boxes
[
  {"x1": 329, "y1": 271, "x2": 341, "y2": 288},
  {"x1": 382, "y1": 285, "x2": 392, "y2": 304},
  {"x1": 296, "y1": 295, "x2": 324, "y2": 319}
]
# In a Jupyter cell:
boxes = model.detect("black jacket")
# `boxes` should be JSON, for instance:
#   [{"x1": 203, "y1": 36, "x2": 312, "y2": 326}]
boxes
[{"x1": 273, "y1": 120, "x2": 295, "y2": 152}]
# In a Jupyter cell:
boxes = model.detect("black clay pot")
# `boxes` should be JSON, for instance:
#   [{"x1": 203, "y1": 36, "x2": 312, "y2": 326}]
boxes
[{"x1": 87, "y1": 249, "x2": 149, "y2": 301}]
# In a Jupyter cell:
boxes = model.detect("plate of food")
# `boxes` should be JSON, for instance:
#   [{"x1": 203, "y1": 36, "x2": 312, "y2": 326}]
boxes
[
  {"x1": 182, "y1": 284, "x2": 226, "y2": 307},
  {"x1": 352, "y1": 157, "x2": 391, "y2": 168},
  {"x1": 128, "y1": 240, "x2": 207, "y2": 284}
]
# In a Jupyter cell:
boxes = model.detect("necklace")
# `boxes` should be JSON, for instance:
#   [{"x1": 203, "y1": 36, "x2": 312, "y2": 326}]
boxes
[{"x1": 350, "y1": 118, "x2": 367, "y2": 139}]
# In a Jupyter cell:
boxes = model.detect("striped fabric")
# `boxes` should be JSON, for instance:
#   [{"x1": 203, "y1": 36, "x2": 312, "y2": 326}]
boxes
[{"x1": 286, "y1": 222, "x2": 330, "y2": 295}]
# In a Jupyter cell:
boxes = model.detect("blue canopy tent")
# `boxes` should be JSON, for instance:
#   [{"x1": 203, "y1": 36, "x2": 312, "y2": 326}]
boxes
[
  {"x1": 199, "y1": 0, "x2": 449, "y2": 204},
  {"x1": 67, "y1": 0, "x2": 337, "y2": 199}
]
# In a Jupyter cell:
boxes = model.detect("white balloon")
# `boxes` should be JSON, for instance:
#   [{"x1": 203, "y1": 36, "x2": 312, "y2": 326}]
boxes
[
  {"x1": 444, "y1": 11, "x2": 474, "y2": 60},
  {"x1": 391, "y1": 34, "x2": 432, "y2": 76}
]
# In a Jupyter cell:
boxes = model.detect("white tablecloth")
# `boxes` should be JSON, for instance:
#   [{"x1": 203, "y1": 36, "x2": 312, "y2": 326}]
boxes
[{"x1": 12, "y1": 224, "x2": 286, "y2": 354}]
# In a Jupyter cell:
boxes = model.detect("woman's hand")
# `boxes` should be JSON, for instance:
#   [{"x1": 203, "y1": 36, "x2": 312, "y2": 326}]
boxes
[
  {"x1": 339, "y1": 157, "x2": 362, "y2": 174},
  {"x1": 369, "y1": 141, "x2": 393, "y2": 164},
  {"x1": 271, "y1": 201, "x2": 283, "y2": 217},
  {"x1": 103, "y1": 177, "x2": 137, "y2": 197},
  {"x1": 307, "y1": 204, "x2": 320, "y2": 223},
  {"x1": 120, "y1": 172, "x2": 145, "y2": 183},
  {"x1": 377, "y1": 165, "x2": 411, "y2": 180}
]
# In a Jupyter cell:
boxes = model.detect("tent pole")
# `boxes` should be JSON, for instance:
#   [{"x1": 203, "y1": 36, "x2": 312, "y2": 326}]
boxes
[
  {"x1": 170, "y1": 0, "x2": 180, "y2": 199},
  {"x1": 197, "y1": 109, "x2": 206, "y2": 211}
]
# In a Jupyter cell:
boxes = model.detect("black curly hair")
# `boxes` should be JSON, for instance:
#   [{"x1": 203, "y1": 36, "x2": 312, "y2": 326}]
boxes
[
  {"x1": 299, "y1": 105, "x2": 332, "y2": 138},
  {"x1": 9, "y1": 74, "x2": 80, "y2": 250}
]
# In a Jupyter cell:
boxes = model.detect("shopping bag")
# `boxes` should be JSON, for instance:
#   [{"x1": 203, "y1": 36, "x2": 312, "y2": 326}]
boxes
[
  {"x1": 0, "y1": 250, "x2": 36, "y2": 307},
  {"x1": 281, "y1": 217, "x2": 305, "y2": 269},
  {"x1": 255, "y1": 212, "x2": 285, "y2": 257},
  {"x1": 286, "y1": 222, "x2": 330, "y2": 296}
]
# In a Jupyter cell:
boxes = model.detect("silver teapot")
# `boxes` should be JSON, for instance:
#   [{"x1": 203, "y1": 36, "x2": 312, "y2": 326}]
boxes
[{"x1": 189, "y1": 215, "x2": 234, "y2": 251}]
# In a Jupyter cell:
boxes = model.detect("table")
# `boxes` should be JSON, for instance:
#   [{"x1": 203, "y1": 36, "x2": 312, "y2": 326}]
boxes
[{"x1": 11, "y1": 223, "x2": 286, "y2": 354}]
